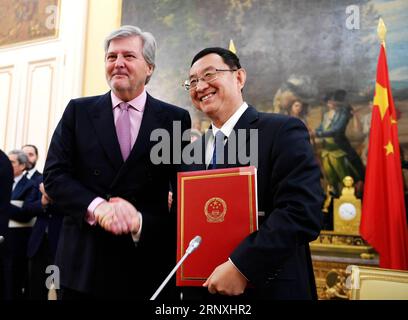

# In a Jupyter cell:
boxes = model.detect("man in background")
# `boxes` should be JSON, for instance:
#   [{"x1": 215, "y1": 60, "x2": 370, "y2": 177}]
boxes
[
  {"x1": 3, "y1": 150, "x2": 37, "y2": 299},
  {"x1": 22, "y1": 145, "x2": 42, "y2": 185},
  {"x1": 21, "y1": 144, "x2": 63, "y2": 300}
]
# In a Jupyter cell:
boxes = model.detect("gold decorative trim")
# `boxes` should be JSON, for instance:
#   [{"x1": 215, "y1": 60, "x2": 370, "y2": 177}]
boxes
[
  {"x1": 349, "y1": 265, "x2": 408, "y2": 300},
  {"x1": 310, "y1": 230, "x2": 376, "y2": 256}
]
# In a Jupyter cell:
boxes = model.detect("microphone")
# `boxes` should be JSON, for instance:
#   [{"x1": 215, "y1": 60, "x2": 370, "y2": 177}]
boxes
[
  {"x1": 150, "y1": 235, "x2": 202, "y2": 300},
  {"x1": 185, "y1": 235, "x2": 202, "y2": 254}
]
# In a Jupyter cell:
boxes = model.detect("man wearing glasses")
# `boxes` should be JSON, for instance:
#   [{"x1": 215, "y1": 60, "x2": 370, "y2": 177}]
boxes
[{"x1": 182, "y1": 47, "x2": 323, "y2": 299}]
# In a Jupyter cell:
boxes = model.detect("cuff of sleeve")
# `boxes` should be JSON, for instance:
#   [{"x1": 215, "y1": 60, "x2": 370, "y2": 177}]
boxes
[
  {"x1": 131, "y1": 211, "x2": 143, "y2": 242},
  {"x1": 86, "y1": 197, "x2": 106, "y2": 225},
  {"x1": 228, "y1": 257, "x2": 249, "y2": 281}
]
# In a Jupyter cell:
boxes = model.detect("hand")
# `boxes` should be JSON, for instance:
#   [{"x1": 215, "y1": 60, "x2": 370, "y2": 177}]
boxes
[
  {"x1": 41, "y1": 194, "x2": 51, "y2": 207},
  {"x1": 94, "y1": 201, "x2": 118, "y2": 232},
  {"x1": 39, "y1": 183, "x2": 53, "y2": 204},
  {"x1": 203, "y1": 260, "x2": 247, "y2": 296},
  {"x1": 168, "y1": 191, "x2": 173, "y2": 211},
  {"x1": 109, "y1": 197, "x2": 140, "y2": 234}
]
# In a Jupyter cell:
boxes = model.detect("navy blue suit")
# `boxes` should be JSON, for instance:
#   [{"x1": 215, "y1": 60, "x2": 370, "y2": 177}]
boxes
[
  {"x1": 27, "y1": 202, "x2": 63, "y2": 259},
  {"x1": 183, "y1": 106, "x2": 323, "y2": 300},
  {"x1": 29, "y1": 170, "x2": 42, "y2": 186},
  {"x1": 44, "y1": 92, "x2": 191, "y2": 298},
  {"x1": 3, "y1": 175, "x2": 38, "y2": 299},
  {"x1": 24, "y1": 170, "x2": 63, "y2": 300},
  {"x1": 24, "y1": 171, "x2": 63, "y2": 259}
]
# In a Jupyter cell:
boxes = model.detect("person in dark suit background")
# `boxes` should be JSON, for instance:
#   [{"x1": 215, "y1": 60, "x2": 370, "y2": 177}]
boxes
[
  {"x1": 2, "y1": 150, "x2": 38, "y2": 300},
  {"x1": 181, "y1": 47, "x2": 323, "y2": 299},
  {"x1": 22, "y1": 145, "x2": 42, "y2": 184},
  {"x1": 43, "y1": 25, "x2": 191, "y2": 299},
  {"x1": 21, "y1": 144, "x2": 63, "y2": 300},
  {"x1": 0, "y1": 149, "x2": 13, "y2": 300},
  {"x1": 0, "y1": 149, "x2": 12, "y2": 245}
]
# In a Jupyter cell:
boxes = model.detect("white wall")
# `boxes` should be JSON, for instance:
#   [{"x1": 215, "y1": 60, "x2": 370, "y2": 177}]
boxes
[{"x1": 0, "y1": 0, "x2": 88, "y2": 171}]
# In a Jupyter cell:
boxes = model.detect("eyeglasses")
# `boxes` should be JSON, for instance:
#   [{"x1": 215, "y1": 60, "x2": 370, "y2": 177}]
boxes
[{"x1": 183, "y1": 68, "x2": 238, "y2": 91}]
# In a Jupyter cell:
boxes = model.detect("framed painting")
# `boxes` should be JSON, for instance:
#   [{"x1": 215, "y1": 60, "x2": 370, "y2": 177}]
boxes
[
  {"x1": 0, "y1": 0, "x2": 60, "y2": 47},
  {"x1": 122, "y1": 0, "x2": 408, "y2": 228}
]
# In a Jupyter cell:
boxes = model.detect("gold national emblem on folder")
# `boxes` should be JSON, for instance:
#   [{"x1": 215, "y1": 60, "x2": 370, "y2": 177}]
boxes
[{"x1": 204, "y1": 197, "x2": 227, "y2": 223}]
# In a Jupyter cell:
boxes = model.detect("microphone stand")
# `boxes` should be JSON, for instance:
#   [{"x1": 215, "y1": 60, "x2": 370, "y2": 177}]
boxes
[{"x1": 150, "y1": 235, "x2": 201, "y2": 300}]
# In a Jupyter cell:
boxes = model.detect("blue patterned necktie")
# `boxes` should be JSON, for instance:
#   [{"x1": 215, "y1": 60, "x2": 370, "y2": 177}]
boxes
[{"x1": 208, "y1": 131, "x2": 226, "y2": 170}]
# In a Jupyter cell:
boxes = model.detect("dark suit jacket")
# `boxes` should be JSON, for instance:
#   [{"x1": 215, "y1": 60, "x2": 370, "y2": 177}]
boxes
[
  {"x1": 29, "y1": 170, "x2": 43, "y2": 187},
  {"x1": 7, "y1": 175, "x2": 38, "y2": 258},
  {"x1": 44, "y1": 91, "x2": 191, "y2": 298},
  {"x1": 27, "y1": 202, "x2": 63, "y2": 259},
  {"x1": 25, "y1": 171, "x2": 63, "y2": 259},
  {"x1": 0, "y1": 150, "x2": 13, "y2": 248},
  {"x1": 183, "y1": 106, "x2": 323, "y2": 300},
  {"x1": 10, "y1": 175, "x2": 38, "y2": 223}
]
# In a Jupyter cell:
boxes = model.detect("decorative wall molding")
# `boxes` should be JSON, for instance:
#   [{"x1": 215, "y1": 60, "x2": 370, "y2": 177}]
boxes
[
  {"x1": 23, "y1": 59, "x2": 56, "y2": 158},
  {"x1": 0, "y1": 66, "x2": 14, "y2": 148}
]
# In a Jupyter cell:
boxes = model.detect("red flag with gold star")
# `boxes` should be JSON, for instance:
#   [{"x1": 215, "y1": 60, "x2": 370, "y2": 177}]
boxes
[{"x1": 360, "y1": 34, "x2": 408, "y2": 270}]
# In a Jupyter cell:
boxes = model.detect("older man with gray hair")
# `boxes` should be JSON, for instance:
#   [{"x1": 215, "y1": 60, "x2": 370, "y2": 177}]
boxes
[{"x1": 44, "y1": 25, "x2": 191, "y2": 299}]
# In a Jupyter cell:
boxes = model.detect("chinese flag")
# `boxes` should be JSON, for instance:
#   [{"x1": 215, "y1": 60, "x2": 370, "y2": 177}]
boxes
[{"x1": 360, "y1": 44, "x2": 408, "y2": 270}]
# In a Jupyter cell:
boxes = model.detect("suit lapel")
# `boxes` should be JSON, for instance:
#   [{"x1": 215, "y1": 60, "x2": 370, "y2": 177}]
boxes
[
  {"x1": 110, "y1": 94, "x2": 168, "y2": 187},
  {"x1": 88, "y1": 92, "x2": 123, "y2": 171},
  {"x1": 224, "y1": 105, "x2": 259, "y2": 168},
  {"x1": 126, "y1": 94, "x2": 165, "y2": 164},
  {"x1": 12, "y1": 176, "x2": 28, "y2": 199}
]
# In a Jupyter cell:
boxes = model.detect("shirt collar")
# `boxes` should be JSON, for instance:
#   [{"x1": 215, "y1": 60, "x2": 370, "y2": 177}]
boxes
[
  {"x1": 211, "y1": 102, "x2": 249, "y2": 138},
  {"x1": 111, "y1": 89, "x2": 147, "y2": 112},
  {"x1": 13, "y1": 173, "x2": 25, "y2": 185},
  {"x1": 26, "y1": 168, "x2": 36, "y2": 179}
]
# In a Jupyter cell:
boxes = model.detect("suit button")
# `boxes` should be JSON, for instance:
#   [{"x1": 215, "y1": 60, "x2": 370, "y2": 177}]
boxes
[{"x1": 93, "y1": 169, "x2": 100, "y2": 176}]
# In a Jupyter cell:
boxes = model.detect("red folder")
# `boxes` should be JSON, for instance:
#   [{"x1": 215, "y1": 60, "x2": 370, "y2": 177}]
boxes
[{"x1": 176, "y1": 166, "x2": 258, "y2": 286}]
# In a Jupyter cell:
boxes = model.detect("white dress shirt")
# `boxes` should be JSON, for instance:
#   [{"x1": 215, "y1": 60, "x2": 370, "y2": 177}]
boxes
[{"x1": 205, "y1": 102, "x2": 249, "y2": 167}]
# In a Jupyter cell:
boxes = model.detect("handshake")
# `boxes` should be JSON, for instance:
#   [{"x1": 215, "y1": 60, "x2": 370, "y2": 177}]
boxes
[{"x1": 94, "y1": 197, "x2": 140, "y2": 235}]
